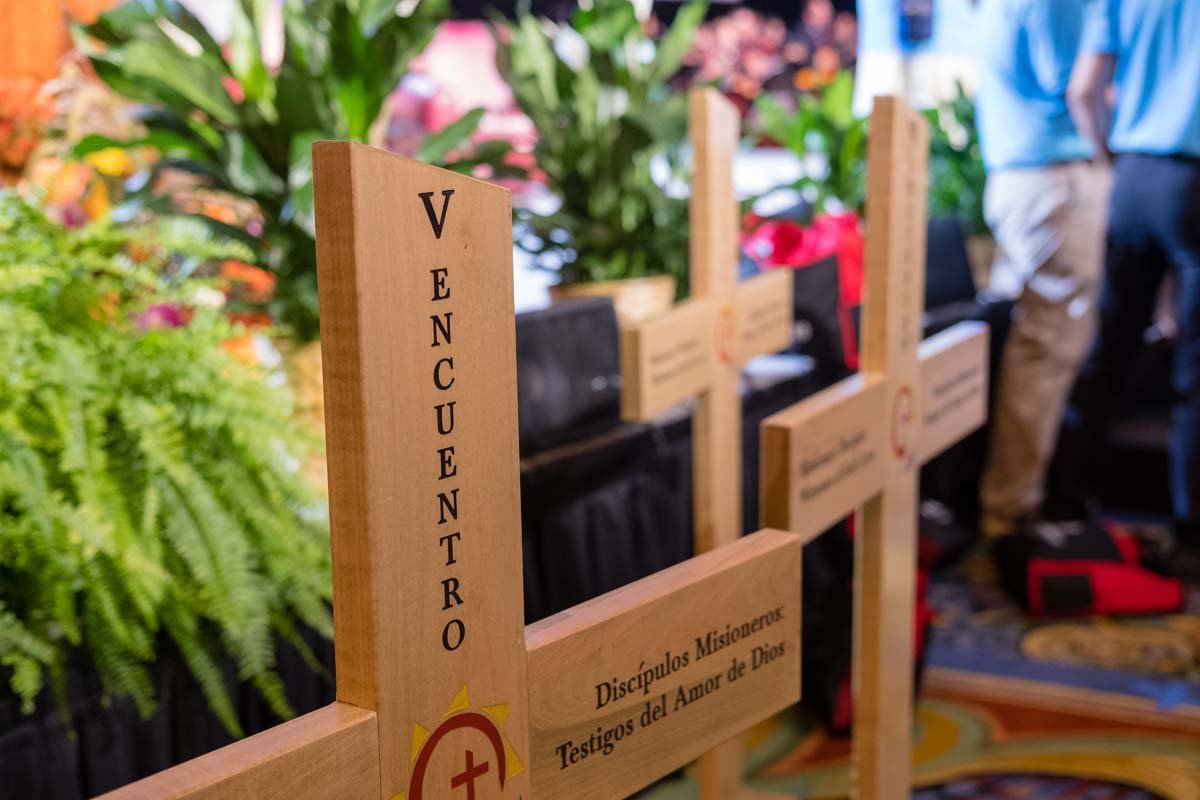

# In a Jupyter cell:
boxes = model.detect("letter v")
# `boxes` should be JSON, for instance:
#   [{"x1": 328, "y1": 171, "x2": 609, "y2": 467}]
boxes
[{"x1": 419, "y1": 189, "x2": 455, "y2": 239}]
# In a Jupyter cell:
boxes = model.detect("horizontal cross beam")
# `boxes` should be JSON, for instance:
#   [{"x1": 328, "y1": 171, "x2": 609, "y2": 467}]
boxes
[
  {"x1": 95, "y1": 704, "x2": 379, "y2": 800},
  {"x1": 619, "y1": 270, "x2": 793, "y2": 422},
  {"x1": 101, "y1": 528, "x2": 802, "y2": 800},
  {"x1": 761, "y1": 321, "x2": 988, "y2": 538},
  {"x1": 526, "y1": 529, "x2": 800, "y2": 800}
]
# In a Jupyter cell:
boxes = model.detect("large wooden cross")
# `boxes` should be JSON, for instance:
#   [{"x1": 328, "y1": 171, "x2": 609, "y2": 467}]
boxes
[
  {"x1": 98, "y1": 129, "x2": 805, "y2": 800},
  {"x1": 616, "y1": 88, "x2": 795, "y2": 800},
  {"x1": 760, "y1": 97, "x2": 989, "y2": 800},
  {"x1": 620, "y1": 90, "x2": 793, "y2": 556}
]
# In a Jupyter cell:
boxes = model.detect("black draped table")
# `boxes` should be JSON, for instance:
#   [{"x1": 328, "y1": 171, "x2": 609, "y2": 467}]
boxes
[{"x1": 1, "y1": 361, "x2": 824, "y2": 800}]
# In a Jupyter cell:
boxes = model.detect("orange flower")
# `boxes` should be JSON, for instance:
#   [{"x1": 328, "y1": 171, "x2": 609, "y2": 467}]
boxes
[
  {"x1": 221, "y1": 333, "x2": 258, "y2": 365},
  {"x1": 220, "y1": 259, "x2": 276, "y2": 302},
  {"x1": 47, "y1": 162, "x2": 93, "y2": 206},
  {"x1": 88, "y1": 291, "x2": 121, "y2": 324},
  {"x1": 82, "y1": 180, "x2": 111, "y2": 220},
  {"x1": 794, "y1": 68, "x2": 819, "y2": 92},
  {"x1": 225, "y1": 310, "x2": 273, "y2": 329},
  {"x1": 0, "y1": 78, "x2": 51, "y2": 169},
  {"x1": 126, "y1": 242, "x2": 152, "y2": 263},
  {"x1": 200, "y1": 201, "x2": 239, "y2": 225}
]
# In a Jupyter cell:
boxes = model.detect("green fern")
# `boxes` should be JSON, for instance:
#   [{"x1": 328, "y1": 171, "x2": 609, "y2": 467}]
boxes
[{"x1": 0, "y1": 192, "x2": 331, "y2": 733}]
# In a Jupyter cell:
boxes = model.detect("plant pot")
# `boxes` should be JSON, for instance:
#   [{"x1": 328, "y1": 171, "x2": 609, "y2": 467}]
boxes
[{"x1": 549, "y1": 275, "x2": 677, "y2": 327}]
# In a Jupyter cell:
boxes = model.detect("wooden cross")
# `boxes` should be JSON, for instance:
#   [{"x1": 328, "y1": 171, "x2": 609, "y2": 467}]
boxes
[
  {"x1": 760, "y1": 97, "x2": 989, "y2": 800},
  {"x1": 616, "y1": 88, "x2": 795, "y2": 799},
  {"x1": 97, "y1": 135, "x2": 806, "y2": 799}
]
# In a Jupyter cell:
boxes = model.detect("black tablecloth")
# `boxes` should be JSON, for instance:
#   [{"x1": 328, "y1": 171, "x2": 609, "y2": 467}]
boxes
[{"x1": 1, "y1": 365, "x2": 823, "y2": 799}]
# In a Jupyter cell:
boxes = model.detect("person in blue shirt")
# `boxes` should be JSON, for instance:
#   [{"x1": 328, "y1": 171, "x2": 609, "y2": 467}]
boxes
[
  {"x1": 972, "y1": 0, "x2": 1111, "y2": 540},
  {"x1": 1061, "y1": 0, "x2": 1200, "y2": 562}
]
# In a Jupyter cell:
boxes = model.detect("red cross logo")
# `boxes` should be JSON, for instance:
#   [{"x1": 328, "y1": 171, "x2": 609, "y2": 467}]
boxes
[
  {"x1": 408, "y1": 712, "x2": 508, "y2": 800},
  {"x1": 451, "y1": 749, "x2": 490, "y2": 800}
]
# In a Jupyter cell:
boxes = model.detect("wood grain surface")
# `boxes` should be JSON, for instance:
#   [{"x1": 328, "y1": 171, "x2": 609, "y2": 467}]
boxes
[
  {"x1": 313, "y1": 142, "x2": 531, "y2": 800},
  {"x1": 526, "y1": 530, "x2": 801, "y2": 800},
  {"x1": 94, "y1": 704, "x2": 379, "y2": 800}
]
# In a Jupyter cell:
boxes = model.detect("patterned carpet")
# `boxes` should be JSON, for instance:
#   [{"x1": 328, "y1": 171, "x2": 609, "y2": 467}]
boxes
[
  {"x1": 913, "y1": 774, "x2": 1166, "y2": 799},
  {"x1": 640, "y1": 697, "x2": 1200, "y2": 799},
  {"x1": 642, "y1": 522, "x2": 1200, "y2": 799},
  {"x1": 926, "y1": 529, "x2": 1200, "y2": 716}
]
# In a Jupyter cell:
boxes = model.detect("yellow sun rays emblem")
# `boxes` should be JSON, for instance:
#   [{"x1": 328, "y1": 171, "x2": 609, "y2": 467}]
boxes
[{"x1": 393, "y1": 686, "x2": 524, "y2": 800}]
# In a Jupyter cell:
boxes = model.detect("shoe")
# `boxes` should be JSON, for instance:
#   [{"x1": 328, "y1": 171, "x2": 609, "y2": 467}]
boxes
[{"x1": 1138, "y1": 521, "x2": 1200, "y2": 584}]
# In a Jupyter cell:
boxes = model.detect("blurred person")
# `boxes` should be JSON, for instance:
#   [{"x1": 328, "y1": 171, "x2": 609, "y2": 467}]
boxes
[
  {"x1": 1061, "y1": 0, "x2": 1200, "y2": 565},
  {"x1": 974, "y1": 0, "x2": 1110, "y2": 540}
]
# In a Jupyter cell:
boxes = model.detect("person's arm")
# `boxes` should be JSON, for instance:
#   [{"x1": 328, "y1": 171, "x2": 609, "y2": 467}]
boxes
[{"x1": 1067, "y1": 52, "x2": 1116, "y2": 165}]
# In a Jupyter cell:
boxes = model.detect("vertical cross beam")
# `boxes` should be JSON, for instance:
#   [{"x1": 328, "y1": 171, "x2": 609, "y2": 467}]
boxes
[
  {"x1": 313, "y1": 143, "x2": 531, "y2": 800},
  {"x1": 619, "y1": 87, "x2": 794, "y2": 800},
  {"x1": 853, "y1": 97, "x2": 929, "y2": 800},
  {"x1": 689, "y1": 88, "x2": 743, "y2": 565},
  {"x1": 691, "y1": 88, "x2": 751, "y2": 800},
  {"x1": 758, "y1": 96, "x2": 987, "y2": 800},
  {"x1": 688, "y1": 88, "x2": 792, "y2": 800}
]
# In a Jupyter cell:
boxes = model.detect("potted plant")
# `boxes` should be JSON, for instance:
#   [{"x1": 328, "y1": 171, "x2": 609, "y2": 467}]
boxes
[
  {"x1": 72, "y1": 0, "x2": 484, "y2": 341},
  {"x1": 753, "y1": 70, "x2": 867, "y2": 218},
  {"x1": 492, "y1": 0, "x2": 708, "y2": 324},
  {"x1": 0, "y1": 191, "x2": 329, "y2": 735},
  {"x1": 925, "y1": 84, "x2": 991, "y2": 285},
  {"x1": 756, "y1": 75, "x2": 991, "y2": 284}
]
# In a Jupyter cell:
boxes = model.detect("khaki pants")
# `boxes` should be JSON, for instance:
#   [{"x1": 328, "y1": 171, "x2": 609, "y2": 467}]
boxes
[{"x1": 980, "y1": 161, "x2": 1111, "y2": 538}]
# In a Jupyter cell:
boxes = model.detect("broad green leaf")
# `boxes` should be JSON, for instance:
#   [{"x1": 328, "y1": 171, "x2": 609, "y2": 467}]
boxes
[
  {"x1": 573, "y1": 63, "x2": 600, "y2": 134},
  {"x1": 822, "y1": 71, "x2": 856, "y2": 130},
  {"x1": 355, "y1": 0, "x2": 400, "y2": 35},
  {"x1": 574, "y1": 1, "x2": 640, "y2": 52},
  {"x1": 417, "y1": 108, "x2": 485, "y2": 164},
  {"x1": 118, "y1": 39, "x2": 240, "y2": 126},
  {"x1": 82, "y1": 2, "x2": 158, "y2": 45},
  {"x1": 274, "y1": 67, "x2": 334, "y2": 137},
  {"x1": 516, "y1": 15, "x2": 559, "y2": 111},
  {"x1": 228, "y1": 0, "x2": 277, "y2": 119},
  {"x1": 334, "y1": 78, "x2": 371, "y2": 142},
  {"x1": 87, "y1": 54, "x2": 193, "y2": 112},
  {"x1": 154, "y1": 0, "x2": 227, "y2": 58},
  {"x1": 73, "y1": 130, "x2": 211, "y2": 163},
  {"x1": 649, "y1": 0, "x2": 708, "y2": 83},
  {"x1": 284, "y1": 132, "x2": 322, "y2": 237},
  {"x1": 225, "y1": 133, "x2": 284, "y2": 196}
]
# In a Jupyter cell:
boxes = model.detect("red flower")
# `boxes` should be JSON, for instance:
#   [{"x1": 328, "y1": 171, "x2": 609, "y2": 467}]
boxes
[
  {"x1": 742, "y1": 212, "x2": 864, "y2": 368},
  {"x1": 742, "y1": 219, "x2": 834, "y2": 268}
]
